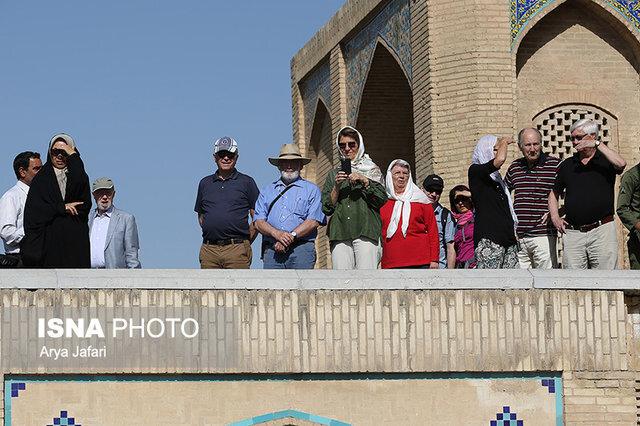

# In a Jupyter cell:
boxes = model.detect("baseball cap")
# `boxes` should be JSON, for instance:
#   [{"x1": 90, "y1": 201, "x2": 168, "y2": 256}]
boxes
[
  {"x1": 214, "y1": 136, "x2": 238, "y2": 154},
  {"x1": 422, "y1": 174, "x2": 444, "y2": 191},
  {"x1": 92, "y1": 177, "x2": 115, "y2": 193}
]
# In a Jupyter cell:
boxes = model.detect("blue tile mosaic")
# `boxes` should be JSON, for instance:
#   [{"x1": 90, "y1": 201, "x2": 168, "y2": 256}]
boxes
[
  {"x1": 10, "y1": 382, "x2": 25, "y2": 398},
  {"x1": 511, "y1": 0, "x2": 640, "y2": 46},
  {"x1": 490, "y1": 406, "x2": 523, "y2": 426},
  {"x1": 47, "y1": 410, "x2": 81, "y2": 426},
  {"x1": 343, "y1": 0, "x2": 411, "y2": 124},
  {"x1": 541, "y1": 378, "x2": 556, "y2": 393},
  {"x1": 300, "y1": 60, "x2": 331, "y2": 144}
]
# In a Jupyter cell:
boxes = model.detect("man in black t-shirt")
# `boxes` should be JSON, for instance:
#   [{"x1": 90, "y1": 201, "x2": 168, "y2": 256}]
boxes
[{"x1": 548, "y1": 119, "x2": 626, "y2": 269}]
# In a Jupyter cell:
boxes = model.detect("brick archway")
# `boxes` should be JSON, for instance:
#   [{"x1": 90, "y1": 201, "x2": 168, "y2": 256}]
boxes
[
  {"x1": 512, "y1": 0, "x2": 640, "y2": 54},
  {"x1": 355, "y1": 40, "x2": 415, "y2": 176},
  {"x1": 306, "y1": 98, "x2": 333, "y2": 269}
]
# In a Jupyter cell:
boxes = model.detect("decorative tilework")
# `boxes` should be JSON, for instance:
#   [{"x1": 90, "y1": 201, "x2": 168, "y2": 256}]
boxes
[
  {"x1": 48, "y1": 410, "x2": 81, "y2": 426},
  {"x1": 229, "y1": 409, "x2": 351, "y2": 426},
  {"x1": 511, "y1": 0, "x2": 640, "y2": 47},
  {"x1": 541, "y1": 378, "x2": 556, "y2": 393},
  {"x1": 490, "y1": 406, "x2": 523, "y2": 426},
  {"x1": 343, "y1": 0, "x2": 411, "y2": 124},
  {"x1": 10, "y1": 382, "x2": 25, "y2": 398},
  {"x1": 300, "y1": 60, "x2": 331, "y2": 143}
]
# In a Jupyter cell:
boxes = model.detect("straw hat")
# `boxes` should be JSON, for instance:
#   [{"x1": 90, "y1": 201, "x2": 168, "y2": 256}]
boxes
[{"x1": 268, "y1": 144, "x2": 311, "y2": 166}]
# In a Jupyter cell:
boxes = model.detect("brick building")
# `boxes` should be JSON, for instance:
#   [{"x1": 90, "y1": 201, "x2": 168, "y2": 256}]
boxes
[{"x1": 291, "y1": 0, "x2": 640, "y2": 268}]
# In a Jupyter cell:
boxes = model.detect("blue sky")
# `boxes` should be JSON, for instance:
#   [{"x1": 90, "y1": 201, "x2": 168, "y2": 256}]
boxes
[{"x1": 0, "y1": 1, "x2": 344, "y2": 268}]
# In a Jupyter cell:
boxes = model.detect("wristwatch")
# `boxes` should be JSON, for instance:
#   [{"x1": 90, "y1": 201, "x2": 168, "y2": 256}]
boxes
[
  {"x1": 290, "y1": 231, "x2": 298, "y2": 239},
  {"x1": 594, "y1": 140, "x2": 601, "y2": 148}
]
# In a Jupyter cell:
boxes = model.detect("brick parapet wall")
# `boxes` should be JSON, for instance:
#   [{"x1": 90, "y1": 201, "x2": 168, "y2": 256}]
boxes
[
  {"x1": 563, "y1": 370, "x2": 637, "y2": 425},
  {"x1": 0, "y1": 288, "x2": 630, "y2": 375}
]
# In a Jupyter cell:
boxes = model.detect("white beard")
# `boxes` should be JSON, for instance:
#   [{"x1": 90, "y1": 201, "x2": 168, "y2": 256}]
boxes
[{"x1": 281, "y1": 170, "x2": 300, "y2": 184}]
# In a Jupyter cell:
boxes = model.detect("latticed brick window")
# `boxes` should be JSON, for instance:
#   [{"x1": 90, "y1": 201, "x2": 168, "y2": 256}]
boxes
[
  {"x1": 533, "y1": 104, "x2": 616, "y2": 160},
  {"x1": 532, "y1": 104, "x2": 618, "y2": 267}
]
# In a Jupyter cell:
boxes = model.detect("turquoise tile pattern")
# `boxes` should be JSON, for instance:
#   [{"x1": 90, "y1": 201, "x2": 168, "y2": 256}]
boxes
[
  {"x1": 228, "y1": 409, "x2": 350, "y2": 426},
  {"x1": 511, "y1": 0, "x2": 640, "y2": 46}
]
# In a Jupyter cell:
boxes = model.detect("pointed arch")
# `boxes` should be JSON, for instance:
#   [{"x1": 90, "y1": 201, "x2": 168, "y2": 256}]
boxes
[
  {"x1": 512, "y1": 0, "x2": 640, "y2": 55},
  {"x1": 229, "y1": 409, "x2": 350, "y2": 426},
  {"x1": 306, "y1": 97, "x2": 333, "y2": 186},
  {"x1": 355, "y1": 39, "x2": 415, "y2": 175}
]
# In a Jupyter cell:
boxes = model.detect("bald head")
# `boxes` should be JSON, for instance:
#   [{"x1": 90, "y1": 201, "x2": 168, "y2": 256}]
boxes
[{"x1": 518, "y1": 127, "x2": 543, "y2": 164}]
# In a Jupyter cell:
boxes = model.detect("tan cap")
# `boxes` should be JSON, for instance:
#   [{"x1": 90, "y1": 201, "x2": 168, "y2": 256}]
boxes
[{"x1": 268, "y1": 144, "x2": 311, "y2": 166}]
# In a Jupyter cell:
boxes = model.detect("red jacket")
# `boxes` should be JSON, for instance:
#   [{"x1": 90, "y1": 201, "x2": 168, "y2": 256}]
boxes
[{"x1": 380, "y1": 201, "x2": 440, "y2": 268}]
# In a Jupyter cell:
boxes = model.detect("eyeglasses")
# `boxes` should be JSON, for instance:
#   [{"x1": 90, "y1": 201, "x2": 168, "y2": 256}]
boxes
[
  {"x1": 51, "y1": 149, "x2": 68, "y2": 158},
  {"x1": 570, "y1": 133, "x2": 593, "y2": 141},
  {"x1": 338, "y1": 142, "x2": 358, "y2": 150},
  {"x1": 216, "y1": 150, "x2": 237, "y2": 159},
  {"x1": 425, "y1": 188, "x2": 442, "y2": 195}
]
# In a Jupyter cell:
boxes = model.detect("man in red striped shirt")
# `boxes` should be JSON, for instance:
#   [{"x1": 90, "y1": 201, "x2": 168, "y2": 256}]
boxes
[{"x1": 505, "y1": 128, "x2": 560, "y2": 268}]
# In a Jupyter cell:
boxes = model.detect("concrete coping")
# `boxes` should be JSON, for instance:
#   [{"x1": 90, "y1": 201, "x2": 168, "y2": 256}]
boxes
[{"x1": 0, "y1": 269, "x2": 639, "y2": 290}]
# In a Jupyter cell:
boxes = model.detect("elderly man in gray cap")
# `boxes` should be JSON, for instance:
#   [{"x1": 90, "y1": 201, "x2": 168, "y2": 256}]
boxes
[
  {"x1": 89, "y1": 177, "x2": 141, "y2": 268},
  {"x1": 254, "y1": 144, "x2": 326, "y2": 269}
]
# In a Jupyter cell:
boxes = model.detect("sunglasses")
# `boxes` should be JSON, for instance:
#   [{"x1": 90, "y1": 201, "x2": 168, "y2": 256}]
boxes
[
  {"x1": 51, "y1": 149, "x2": 68, "y2": 158},
  {"x1": 338, "y1": 142, "x2": 358, "y2": 150},
  {"x1": 454, "y1": 196, "x2": 471, "y2": 204},
  {"x1": 216, "y1": 150, "x2": 237, "y2": 159}
]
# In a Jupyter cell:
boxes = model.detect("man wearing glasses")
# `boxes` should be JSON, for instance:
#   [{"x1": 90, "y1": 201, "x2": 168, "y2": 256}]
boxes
[
  {"x1": 194, "y1": 136, "x2": 259, "y2": 269},
  {"x1": 548, "y1": 119, "x2": 626, "y2": 269},
  {"x1": 422, "y1": 174, "x2": 455, "y2": 268},
  {"x1": 505, "y1": 128, "x2": 560, "y2": 269}
]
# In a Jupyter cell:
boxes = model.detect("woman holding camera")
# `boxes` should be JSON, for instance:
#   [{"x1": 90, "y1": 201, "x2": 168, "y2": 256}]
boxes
[{"x1": 321, "y1": 126, "x2": 386, "y2": 269}]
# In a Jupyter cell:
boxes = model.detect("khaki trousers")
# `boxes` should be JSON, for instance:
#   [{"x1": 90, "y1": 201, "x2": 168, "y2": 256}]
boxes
[
  {"x1": 199, "y1": 241, "x2": 252, "y2": 269},
  {"x1": 517, "y1": 235, "x2": 558, "y2": 269},
  {"x1": 562, "y1": 221, "x2": 617, "y2": 269}
]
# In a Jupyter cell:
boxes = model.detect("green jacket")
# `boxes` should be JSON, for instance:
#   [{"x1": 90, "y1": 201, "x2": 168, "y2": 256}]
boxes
[
  {"x1": 617, "y1": 163, "x2": 640, "y2": 240},
  {"x1": 321, "y1": 169, "x2": 388, "y2": 242}
]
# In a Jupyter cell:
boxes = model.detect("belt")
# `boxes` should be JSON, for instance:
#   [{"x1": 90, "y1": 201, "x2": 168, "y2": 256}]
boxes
[
  {"x1": 203, "y1": 238, "x2": 248, "y2": 246},
  {"x1": 566, "y1": 215, "x2": 614, "y2": 233}
]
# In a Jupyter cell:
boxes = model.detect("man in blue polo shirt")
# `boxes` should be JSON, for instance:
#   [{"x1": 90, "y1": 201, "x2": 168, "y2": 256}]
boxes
[
  {"x1": 254, "y1": 144, "x2": 326, "y2": 269},
  {"x1": 195, "y1": 136, "x2": 259, "y2": 269}
]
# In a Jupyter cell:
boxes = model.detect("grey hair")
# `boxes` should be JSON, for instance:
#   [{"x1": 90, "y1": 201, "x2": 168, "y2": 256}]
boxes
[
  {"x1": 570, "y1": 118, "x2": 599, "y2": 138},
  {"x1": 390, "y1": 159, "x2": 410, "y2": 172},
  {"x1": 517, "y1": 127, "x2": 542, "y2": 148}
]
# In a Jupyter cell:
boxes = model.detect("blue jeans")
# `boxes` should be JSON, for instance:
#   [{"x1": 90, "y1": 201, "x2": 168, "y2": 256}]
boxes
[{"x1": 263, "y1": 240, "x2": 316, "y2": 269}]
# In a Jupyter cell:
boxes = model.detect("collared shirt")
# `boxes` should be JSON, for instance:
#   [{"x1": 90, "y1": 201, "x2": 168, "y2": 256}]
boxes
[
  {"x1": 321, "y1": 169, "x2": 388, "y2": 242},
  {"x1": 0, "y1": 181, "x2": 29, "y2": 254},
  {"x1": 617, "y1": 163, "x2": 640, "y2": 240},
  {"x1": 554, "y1": 150, "x2": 621, "y2": 227},
  {"x1": 505, "y1": 153, "x2": 560, "y2": 238},
  {"x1": 432, "y1": 203, "x2": 455, "y2": 268},
  {"x1": 254, "y1": 177, "x2": 326, "y2": 243},
  {"x1": 90, "y1": 207, "x2": 112, "y2": 268},
  {"x1": 194, "y1": 169, "x2": 259, "y2": 241}
]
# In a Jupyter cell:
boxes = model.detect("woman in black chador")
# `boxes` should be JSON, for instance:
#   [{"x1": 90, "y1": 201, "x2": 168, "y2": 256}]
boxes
[{"x1": 21, "y1": 133, "x2": 91, "y2": 268}]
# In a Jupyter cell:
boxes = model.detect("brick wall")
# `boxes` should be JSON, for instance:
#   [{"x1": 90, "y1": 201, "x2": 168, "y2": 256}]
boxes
[
  {"x1": 355, "y1": 43, "x2": 416, "y2": 174},
  {"x1": 563, "y1": 371, "x2": 637, "y2": 425}
]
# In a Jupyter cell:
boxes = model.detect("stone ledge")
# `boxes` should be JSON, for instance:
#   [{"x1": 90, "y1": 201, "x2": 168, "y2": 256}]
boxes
[{"x1": 0, "y1": 269, "x2": 638, "y2": 290}]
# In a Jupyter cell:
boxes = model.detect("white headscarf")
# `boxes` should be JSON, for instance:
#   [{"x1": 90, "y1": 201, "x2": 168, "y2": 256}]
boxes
[
  {"x1": 471, "y1": 135, "x2": 518, "y2": 227},
  {"x1": 49, "y1": 133, "x2": 77, "y2": 200},
  {"x1": 336, "y1": 126, "x2": 383, "y2": 184},
  {"x1": 384, "y1": 159, "x2": 430, "y2": 239}
]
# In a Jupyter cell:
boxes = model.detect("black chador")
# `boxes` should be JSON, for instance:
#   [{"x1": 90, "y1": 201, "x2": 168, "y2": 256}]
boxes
[{"x1": 21, "y1": 134, "x2": 91, "y2": 268}]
